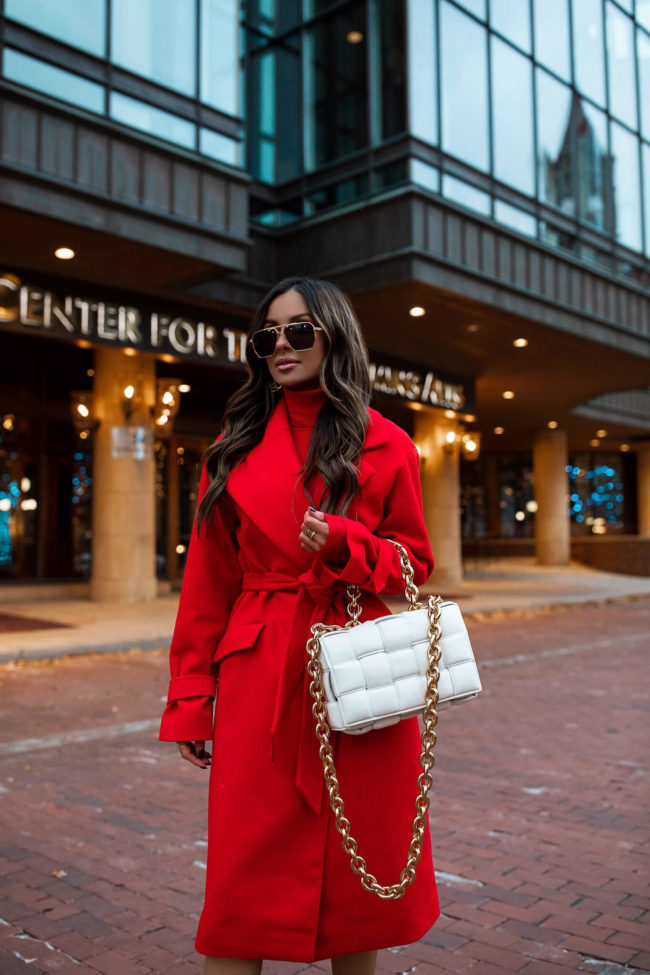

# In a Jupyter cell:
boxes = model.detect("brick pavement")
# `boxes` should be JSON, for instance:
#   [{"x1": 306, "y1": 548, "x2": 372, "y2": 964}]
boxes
[{"x1": 0, "y1": 600, "x2": 648, "y2": 974}]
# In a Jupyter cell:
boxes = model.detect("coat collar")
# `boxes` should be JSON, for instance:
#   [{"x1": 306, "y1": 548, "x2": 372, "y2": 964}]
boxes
[{"x1": 226, "y1": 399, "x2": 384, "y2": 568}]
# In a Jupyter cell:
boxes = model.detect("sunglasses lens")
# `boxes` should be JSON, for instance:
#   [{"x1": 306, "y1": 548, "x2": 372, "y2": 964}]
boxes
[
  {"x1": 285, "y1": 322, "x2": 316, "y2": 350},
  {"x1": 251, "y1": 330, "x2": 277, "y2": 357}
]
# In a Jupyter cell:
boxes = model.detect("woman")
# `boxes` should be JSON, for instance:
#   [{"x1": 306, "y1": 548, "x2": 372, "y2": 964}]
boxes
[{"x1": 159, "y1": 277, "x2": 440, "y2": 974}]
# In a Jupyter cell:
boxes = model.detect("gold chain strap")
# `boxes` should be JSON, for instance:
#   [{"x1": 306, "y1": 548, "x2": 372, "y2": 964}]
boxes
[{"x1": 306, "y1": 540, "x2": 443, "y2": 900}]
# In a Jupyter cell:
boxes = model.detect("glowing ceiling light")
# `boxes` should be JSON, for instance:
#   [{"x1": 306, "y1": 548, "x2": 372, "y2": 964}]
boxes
[
  {"x1": 547, "y1": 420, "x2": 558, "y2": 429},
  {"x1": 502, "y1": 390, "x2": 515, "y2": 400},
  {"x1": 513, "y1": 337, "x2": 528, "y2": 348},
  {"x1": 178, "y1": 384, "x2": 191, "y2": 393},
  {"x1": 54, "y1": 247, "x2": 75, "y2": 260},
  {"x1": 409, "y1": 306, "x2": 426, "y2": 317},
  {"x1": 596, "y1": 429, "x2": 607, "y2": 438},
  {"x1": 494, "y1": 426, "x2": 504, "y2": 435},
  {"x1": 346, "y1": 30, "x2": 364, "y2": 43}
]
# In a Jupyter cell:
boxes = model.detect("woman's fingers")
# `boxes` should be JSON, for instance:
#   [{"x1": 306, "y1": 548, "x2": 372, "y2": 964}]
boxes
[
  {"x1": 300, "y1": 508, "x2": 329, "y2": 552},
  {"x1": 177, "y1": 740, "x2": 212, "y2": 769}
]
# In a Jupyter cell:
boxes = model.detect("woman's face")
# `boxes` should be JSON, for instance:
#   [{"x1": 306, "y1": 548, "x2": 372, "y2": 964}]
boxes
[{"x1": 262, "y1": 289, "x2": 327, "y2": 390}]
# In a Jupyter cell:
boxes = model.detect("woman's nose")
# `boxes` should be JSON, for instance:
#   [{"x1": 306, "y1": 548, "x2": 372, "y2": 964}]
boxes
[{"x1": 274, "y1": 327, "x2": 291, "y2": 351}]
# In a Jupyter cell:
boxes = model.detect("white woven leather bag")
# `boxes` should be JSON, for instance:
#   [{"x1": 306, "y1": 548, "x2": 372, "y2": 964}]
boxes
[
  {"x1": 312, "y1": 541, "x2": 481, "y2": 734},
  {"x1": 305, "y1": 539, "x2": 481, "y2": 901}
]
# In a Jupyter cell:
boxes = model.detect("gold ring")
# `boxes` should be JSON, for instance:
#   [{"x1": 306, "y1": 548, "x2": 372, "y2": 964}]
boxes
[{"x1": 307, "y1": 528, "x2": 316, "y2": 539}]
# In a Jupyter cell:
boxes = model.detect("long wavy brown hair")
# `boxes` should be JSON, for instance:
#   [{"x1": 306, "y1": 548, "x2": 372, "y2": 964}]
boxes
[{"x1": 196, "y1": 276, "x2": 371, "y2": 533}]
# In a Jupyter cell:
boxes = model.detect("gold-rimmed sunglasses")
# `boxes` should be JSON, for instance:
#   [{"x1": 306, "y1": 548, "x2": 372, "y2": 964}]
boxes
[{"x1": 250, "y1": 321, "x2": 324, "y2": 359}]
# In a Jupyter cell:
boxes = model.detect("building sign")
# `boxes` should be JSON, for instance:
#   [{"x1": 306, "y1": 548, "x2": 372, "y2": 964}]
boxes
[
  {"x1": 111, "y1": 426, "x2": 152, "y2": 460},
  {"x1": 0, "y1": 271, "x2": 473, "y2": 413}
]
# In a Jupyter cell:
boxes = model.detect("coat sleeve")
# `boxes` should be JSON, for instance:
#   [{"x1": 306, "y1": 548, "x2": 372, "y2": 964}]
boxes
[
  {"x1": 159, "y1": 465, "x2": 242, "y2": 742},
  {"x1": 313, "y1": 436, "x2": 433, "y2": 593}
]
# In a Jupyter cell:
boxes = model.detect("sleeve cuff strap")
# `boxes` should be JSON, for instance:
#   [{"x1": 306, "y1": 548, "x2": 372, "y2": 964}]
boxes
[{"x1": 167, "y1": 675, "x2": 217, "y2": 703}]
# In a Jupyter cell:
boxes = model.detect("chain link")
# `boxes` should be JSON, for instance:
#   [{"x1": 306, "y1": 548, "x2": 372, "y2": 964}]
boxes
[{"x1": 306, "y1": 539, "x2": 443, "y2": 900}]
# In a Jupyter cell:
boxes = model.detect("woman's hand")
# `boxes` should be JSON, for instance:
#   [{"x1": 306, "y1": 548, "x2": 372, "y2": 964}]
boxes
[
  {"x1": 176, "y1": 740, "x2": 211, "y2": 769},
  {"x1": 300, "y1": 507, "x2": 329, "y2": 553}
]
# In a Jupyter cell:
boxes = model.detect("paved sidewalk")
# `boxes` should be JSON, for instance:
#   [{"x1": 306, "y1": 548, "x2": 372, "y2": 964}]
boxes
[
  {"x1": 1, "y1": 558, "x2": 650, "y2": 662},
  {"x1": 0, "y1": 599, "x2": 649, "y2": 974}
]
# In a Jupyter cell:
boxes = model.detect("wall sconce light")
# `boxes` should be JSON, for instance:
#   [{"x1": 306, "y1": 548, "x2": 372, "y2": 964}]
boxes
[
  {"x1": 461, "y1": 431, "x2": 481, "y2": 461},
  {"x1": 71, "y1": 391, "x2": 98, "y2": 437},
  {"x1": 153, "y1": 379, "x2": 188, "y2": 437},
  {"x1": 443, "y1": 429, "x2": 459, "y2": 454},
  {"x1": 121, "y1": 382, "x2": 138, "y2": 422}
]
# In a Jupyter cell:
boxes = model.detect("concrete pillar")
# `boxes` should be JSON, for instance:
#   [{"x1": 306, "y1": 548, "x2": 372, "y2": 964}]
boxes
[
  {"x1": 90, "y1": 347, "x2": 157, "y2": 602},
  {"x1": 637, "y1": 444, "x2": 650, "y2": 538},
  {"x1": 533, "y1": 429, "x2": 570, "y2": 565},
  {"x1": 413, "y1": 410, "x2": 463, "y2": 592}
]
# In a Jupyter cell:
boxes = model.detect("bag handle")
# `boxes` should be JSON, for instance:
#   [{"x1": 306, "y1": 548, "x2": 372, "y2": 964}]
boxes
[
  {"x1": 306, "y1": 540, "x2": 443, "y2": 900},
  {"x1": 342, "y1": 538, "x2": 422, "y2": 627}
]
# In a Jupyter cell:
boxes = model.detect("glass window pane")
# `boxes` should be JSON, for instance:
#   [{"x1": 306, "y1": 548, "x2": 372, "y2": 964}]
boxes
[
  {"x1": 379, "y1": 0, "x2": 406, "y2": 139},
  {"x1": 492, "y1": 38, "x2": 534, "y2": 193},
  {"x1": 606, "y1": 5, "x2": 637, "y2": 129},
  {"x1": 491, "y1": 0, "x2": 531, "y2": 52},
  {"x1": 275, "y1": 35, "x2": 302, "y2": 181},
  {"x1": 5, "y1": 0, "x2": 105, "y2": 56},
  {"x1": 536, "y1": 69, "x2": 574, "y2": 213},
  {"x1": 111, "y1": 0, "x2": 196, "y2": 96},
  {"x1": 454, "y1": 0, "x2": 486, "y2": 19},
  {"x1": 643, "y1": 142, "x2": 650, "y2": 256},
  {"x1": 199, "y1": 128, "x2": 240, "y2": 165},
  {"x1": 638, "y1": 28, "x2": 650, "y2": 141},
  {"x1": 533, "y1": 0, "x2": 570, "y2": 80},
  {"x1": 638, "y1": 2, "x2": 650, "y2": 31},
  {"x1": 304, "y1": 0, "x2": 368, "y2": 169},
  {"x1": 611, "y1": 123, "x2": 643, "y2": 250},
  {"x1": 533, "y1": 0, "x2": 571, "y2": 79},
  {"x1": 572, "y1": 0, "x2": 606, "y2": 105},
  {"x1": 109, "y1": 92, "x2": 196, "y2": 149},
  {"x1": 411, "y1": 159, "x2": 440, "y2": 192},
  {"x1": 3, "y1": 49, "x2": 105, "y2": 114},
  {"x1": 440, "y1": 2, "x2": 489, "y2": 171},
  {"x1": 201, "y1": 0, "x2": 239, "y2": 115},
  {"x1": 247, "y1": 46, "x2": 276, "y2": 181},
  {"x1": 407, "y1": 0, "x2": 437, "y2": 144},
  {"x1": 576, "y1": 101, "x2": 611, "y2": 232},
  {"x1": 442, "y1": 174, "x2": 491, "y2": 214},
  {"x1": 495, "y1": 200, "x2": 537, "y2": 236}
]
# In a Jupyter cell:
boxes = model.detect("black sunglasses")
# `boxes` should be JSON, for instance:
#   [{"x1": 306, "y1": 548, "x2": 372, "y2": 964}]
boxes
[{"x1": 250, "y1": 321, "x2": 324, "y2": 359}]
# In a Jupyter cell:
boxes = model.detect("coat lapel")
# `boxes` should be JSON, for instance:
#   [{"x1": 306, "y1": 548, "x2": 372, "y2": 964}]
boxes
[{"x1": 227, "y1": 400, "x2": 386, "y2": 569}]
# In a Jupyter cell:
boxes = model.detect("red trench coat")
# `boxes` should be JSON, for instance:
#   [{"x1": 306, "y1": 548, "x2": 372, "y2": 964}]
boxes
[{"x1": 159, "y1": 398, "x2": 440, "y2": 961}]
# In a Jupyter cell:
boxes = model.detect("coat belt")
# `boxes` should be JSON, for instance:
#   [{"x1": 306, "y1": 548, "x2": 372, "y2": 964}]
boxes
[{"x1": 241, "y1": 570, "x2": 345, "y2": 816}]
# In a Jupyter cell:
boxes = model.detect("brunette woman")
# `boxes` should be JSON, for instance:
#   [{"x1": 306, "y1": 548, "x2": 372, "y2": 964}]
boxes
[{"x1": 159, "y1": 277, "x2": 439, "y2": 974}]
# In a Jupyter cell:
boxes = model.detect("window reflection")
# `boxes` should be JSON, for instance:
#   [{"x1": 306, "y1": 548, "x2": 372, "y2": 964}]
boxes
[
  {"x1": 491, "y1": 0, "x2": 531, "y2": 52},
  {"x1": 638, "y1": 1, "x2": 650, "y2": 32},
  {"x1": 303, "y1": 1, "x2": 368, "y2": 170},
  {"x1": 637, "y1": 27, "x2": 650, "y2": 141},
  {"x1": 411, "y1": 159, "x2": 440, "y2": 193},
  {"x1": 643, "y1": 143, "x2": 650, "y2": 256},
  {"x1": 111, "y1": 0, "x2": 197, "y2": 96},
  {"x1": 407, "y1": 0, "x2": 437, "y2": 144},
  {"x1": 572, "y1": 0, "x2": 606, "y2": 106},
  {"x1": 440, "y1": 2, "x2": 489, "y2": 172},
  {"x1": 495, "y1": 201, "x2": 537, "y2": 237},
  {"x1": 606, "y1": 4, "x2": 637, "y2": 129},
  {"x1": 536, "y1": 69, "x2": 574, "y2": 213},
  {"x1": 3, "y1": 48, "x2": 105, "y2": 115},
  {"x1": 110, "y1": 92, "x2": 196, "y2": 149},
  {"x1": 454, "y1": 0, "x2": 486, "y2": 20},
  {"x1": 533, "y1": 0, "x2": 570, "y2": 80},
  {"x1": 247, "y1": 48, "x2": 276, "y2": 181},
  {"x1": 200, "y1": 129, "x2": 240, "y2": 166},
  {"x1": 5, "y1": 0, "x2": 106, "y2": 57},
  {"x1": 379, "y1": 0, "x2": 406, "y2": 139},
  {"x1": 610, "y1": 123, "x2": 643, "y2": 251},
  {"x1": 576, "y1": 101, "x2": 610, "y2": 233},
  {"x1": 442, "y1": 175, "x2": 491, "y2": 215},
  {"x1": 492, "y1": 38, "x2": 534, "y2": 194},
  {"x1": 201, "y1": 0, "x2": 240, "y2": 115}
]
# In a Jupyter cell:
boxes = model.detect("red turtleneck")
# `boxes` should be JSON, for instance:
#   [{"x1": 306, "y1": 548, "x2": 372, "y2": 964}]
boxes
[{"x1": 282, "y1": 384, "x2": 348, "y2": 564}]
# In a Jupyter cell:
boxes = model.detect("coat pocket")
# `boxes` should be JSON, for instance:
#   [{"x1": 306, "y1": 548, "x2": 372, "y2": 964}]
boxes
[{"x1": 213, "y1": 621, "x2": 265, "y2": 663}]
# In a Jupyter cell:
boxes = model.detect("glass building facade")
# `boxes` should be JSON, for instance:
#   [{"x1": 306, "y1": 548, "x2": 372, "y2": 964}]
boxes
[
  {"x1": 2, "y1": 0, "x2": 242, "y2": 164},
  {"x1": 243, "y1": 0, "x2": 650, "y2": 279}
]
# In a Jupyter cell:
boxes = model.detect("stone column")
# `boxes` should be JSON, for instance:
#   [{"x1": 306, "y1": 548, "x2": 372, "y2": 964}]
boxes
[
  {"x1": 533, "y1": 429, "x2": 570, "y2": 565},
  {"x1": 637, "y1": 443, "x2": 650, "y2": 538},
  {"x1": 90, "y1": 347, "x2": 158, "y2": 603},
  {"x1": 413, "y1": 410, "x2": 463, "y2": 592}
]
